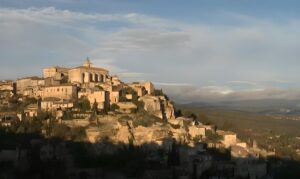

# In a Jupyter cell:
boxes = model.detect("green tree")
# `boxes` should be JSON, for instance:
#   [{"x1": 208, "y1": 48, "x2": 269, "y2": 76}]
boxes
[
  {"x1": 91, "y1": 100, "x2": 98, "y2": 114},
  {"x1": 75, "y1": 96, "x2": 91, "y2": 112},
  {"x1": 110, "y1": 103, "x2": 119, "y2": 112}
]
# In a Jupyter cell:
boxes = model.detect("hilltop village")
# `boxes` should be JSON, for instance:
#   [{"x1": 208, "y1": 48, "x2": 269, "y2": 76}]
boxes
[{"x1": 0, "y1": 59, "x2": 279, "y2": 178}]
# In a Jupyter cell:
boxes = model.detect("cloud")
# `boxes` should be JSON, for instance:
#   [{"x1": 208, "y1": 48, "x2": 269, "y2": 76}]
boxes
[
  {"x1": 102, "y1": 29, "x2": 190, "y2": 51},
  {"x1": 2, "y1": 7, "x2": 300, "y2": 102},
  {"x1": 0, "y1": 7, "x2": 169, "y2": 28},
  {"x1": 154, "y1": 82, "x2": 192, "y2": 86},
  {"x1": 161, "y1": 85, "x2": 300, "y2": 103}
]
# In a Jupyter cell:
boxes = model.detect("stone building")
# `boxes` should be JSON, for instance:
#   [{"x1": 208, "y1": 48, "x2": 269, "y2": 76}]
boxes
[
  {"x1": 139, "y1": 95, "x2": 175, "y2": 119},
  {"x1": 68, "y1": 59, "x2": 109, "y2": 84},
  {"x1": 0, "y1": 80, "x2": 15, "y2": 94},
  {"x1": 188, "y1": 125, "x2": 206, "y2": 139},
  {"x1": 116, "y1": 102, "x2": 137, "y2": 114},
  {"x1": 142, "y1": 81, "x2": 154, "y2": 95},
  {"x1": 110, "y1": 75, "x2": 122, "y2": 86},
  {"x1": 128, "y1": 81, "x2": 154, "y2": 96},
  {"x1": 78, "y1": 88, "x2": 109, "y2": 110},
  {"x1": 217, "y1": 130, "x2": 237, "y2": 148},
  {"x1": 24, "y1": 104, "x2": 39, "y2": 118},
  {"x1": 42, "y1": 84, "x2": 77, "y2": 100},
  {"x1": 41, "y1": 97, "x2": 73, "y2": 111},
  {"x1": 23, "y1": 86, "x2": 43, "y2": 98},
  {"x1": 16, "y1": 77, "x2": 45, "y2": 94},
  {"x1": 43, "y1": 66, "x2": 69, "y2": 80},
  {"x1": 0, "y1": 81, "x2": 16, "y2": 104},
  {"x1": 98, "y1": 83, "x2": 121, "y2": 104},
  {"x1": 128, "y1": 82, "x2": 147, "y2": 96}
]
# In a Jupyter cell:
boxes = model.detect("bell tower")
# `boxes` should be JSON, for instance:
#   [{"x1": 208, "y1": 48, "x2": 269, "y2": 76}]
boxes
[{"x1": 83, "y1": 57, "x2": 93, "y2": 68}]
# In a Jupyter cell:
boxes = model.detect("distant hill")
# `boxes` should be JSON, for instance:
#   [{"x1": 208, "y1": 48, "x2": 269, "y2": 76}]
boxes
[{"x1": 182, "y1": 99, "x2": 300, "y2": 115}]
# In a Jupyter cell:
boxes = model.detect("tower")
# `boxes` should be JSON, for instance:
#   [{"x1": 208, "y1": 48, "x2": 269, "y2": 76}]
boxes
[{"x1": 83, "y1": 57, "x2": 93, "y2": 68}]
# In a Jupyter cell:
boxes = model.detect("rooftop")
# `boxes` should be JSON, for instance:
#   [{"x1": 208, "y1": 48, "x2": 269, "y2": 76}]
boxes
[
  {"x1": 217, "y1": 130, "x2": 236, "y2": 136},
  {"x1": 44, "y1": 83, "x2": 74, "y2": 87},
  {"x1": 117, "y1": 102, "x2": 137, "y2": 109},
  {"x1": 17, "y1": 76, "x2": 44, "y2": 81},
  {"x1": 73, "y1": 66, "x2": 108, "y2": 72}
]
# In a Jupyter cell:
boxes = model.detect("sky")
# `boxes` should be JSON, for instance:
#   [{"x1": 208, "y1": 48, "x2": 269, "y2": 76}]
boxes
[{"x1": 1, "y1": 0, "x2": 300, "y2": 103}]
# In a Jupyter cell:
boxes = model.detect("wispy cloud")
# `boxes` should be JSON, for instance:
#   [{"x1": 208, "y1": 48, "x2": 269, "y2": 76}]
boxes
[
  {"x1": 154, "y1": 82, "x2": 192, "y2": 86},
  {"x1": 1, "y1": 6, "x2": 300, "y2": 102}
]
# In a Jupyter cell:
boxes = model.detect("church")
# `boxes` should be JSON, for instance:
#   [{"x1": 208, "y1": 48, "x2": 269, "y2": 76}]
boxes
[
  {"x1": 68, "y1": 58, "x2": 109, "y2": 84},
  {"x1": 43, "y1": 58, "x2": 109, "y2": 84}
]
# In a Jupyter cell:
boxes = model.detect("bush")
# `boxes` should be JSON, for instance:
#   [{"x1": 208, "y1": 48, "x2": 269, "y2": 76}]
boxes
[
  {"x1": 154, "y1": 89, "x2": 164, "y2": 96},
  {"x1": 133, "y1": 114, "x2": 162, "y2": 127},
  {"x1": 205, "y1": 130, "x2": 222, "y2": 143},
  {"x1": 75, "y1": 96, "x2": 91, "y2": 112},
  {"x1": 51, "y1": 124, "x2": 71, "y2": 139},
  {"x1": 62, "y1": 110, "x2": 73, "y2": 120},
  {"x1": 110, "y1": 103, "x2": 120, "y2": 112}
]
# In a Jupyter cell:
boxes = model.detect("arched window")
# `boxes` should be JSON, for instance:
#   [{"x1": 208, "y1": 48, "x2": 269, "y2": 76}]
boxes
[
  {"x1": 82, "y1": 73, "x2": 85, "y2": 83},
  {"x1": 89, "y1": 73, "x2": 93, "y2": 82},
  {"x1": 95, "y1": 74, "x2": 98, "y2": 82}
]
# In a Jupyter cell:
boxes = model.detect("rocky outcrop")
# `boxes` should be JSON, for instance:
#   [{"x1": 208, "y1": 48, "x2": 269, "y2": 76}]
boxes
[
  {"x1": 113, "y1": 121, "x2": 133, "y2": 144},
  {"x1": 85, "y1": 127, "x2": 101, "y2": 143},
  {"x1": 138, "y1": 95, "x2": 175, "y2": 120},
  {"x1": 188, "y1": 125, "x2": 206, "y2": 139},
  {"x1": 132, "y1": 125, "x2": 170, "y2": 146}
]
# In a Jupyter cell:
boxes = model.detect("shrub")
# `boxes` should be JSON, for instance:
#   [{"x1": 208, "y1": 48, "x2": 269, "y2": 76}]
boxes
[
  {"x1": 110, "y1": 103, "x2": 120, "y2": 112},
  {"x1": 133, "y1": 114, "x2": 162, "y2": 127},
  {"x1": 51, "y1": 124, "x2": 71, "y2": 139}
]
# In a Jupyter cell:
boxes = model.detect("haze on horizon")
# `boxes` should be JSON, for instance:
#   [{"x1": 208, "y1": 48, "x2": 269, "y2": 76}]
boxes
[{"x1": 1, "y1": 0, "x2": 300, "y2": 103}]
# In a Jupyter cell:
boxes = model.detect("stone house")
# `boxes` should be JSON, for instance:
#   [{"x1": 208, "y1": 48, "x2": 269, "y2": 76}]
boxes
[
  {"x1": 128, "y1": 81, "x2": 154, "y2": 96},
  {"x1": 78, "y1": 88, "x2": 109, "y2": 110},
  {"x1": 24, "y1": 103, "x2": 39, "y2": 117},
  {"x1": 217, "y1": 130, "x2": 237, "y2": 148},
  {"x1": 43, "y1": 66, "x2": 69, "y2": 80},
  {"x1": 116, "y1": 102, "x2": 137, "y2": 114},
  {"x1": 0, "y1": 80, "x2": 16, "y2": 94},
  {"x1": 42, "y1": 84, "x2": 77, "y2": 100},
  {"x1": 23, "y1": 86, "x2": 43, "y2": 98},
  {"x1": 139, "y1": 95, "x2": 175, "y2": 120},
  {"x1": 41, "y1": 97, "x2": 73, "y2": 111},
  {"x1": 188, "y1": 125, "x2": 206, "y2": 139},
  {"x1": 16, "y1": 76, "x2": 45, "y2": 94}
]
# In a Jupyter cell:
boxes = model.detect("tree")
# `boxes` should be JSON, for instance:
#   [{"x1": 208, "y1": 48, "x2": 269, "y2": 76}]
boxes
[
  {"x1": 168, "y1": 140, "x2": 180, "y2": 166},
  {"x1": 154, "y1": 89, "x2": 164, "y2": 96},
  {"x1": 76, "y1": 96, "x2": 91, "y2": 112},
  {"x1": 91, "y1": 100, "x2": 98, "y2": 114},
  {"x1": 175, "y1": 109, "x2": 182, "y2": 117},
  {"x1": 110, "y1": 103, "x2": 119, "y2": 112}
]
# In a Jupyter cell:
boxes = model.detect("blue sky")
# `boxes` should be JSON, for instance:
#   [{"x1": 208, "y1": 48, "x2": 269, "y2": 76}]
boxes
[{"x1": 1, "y1": 0, "x2": 300, "y2": 102}]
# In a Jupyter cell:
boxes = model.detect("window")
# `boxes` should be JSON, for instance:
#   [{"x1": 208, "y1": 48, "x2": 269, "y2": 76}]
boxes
[
  {"x1": 82, "y1": 73, "x2": 85, "y2": 83},
  {"x1": 95, "y1": 74, "x2": 98, "y2": 82},
  {"x1": 89, "y1": 73, "x2": 93, "y2": 82}
]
